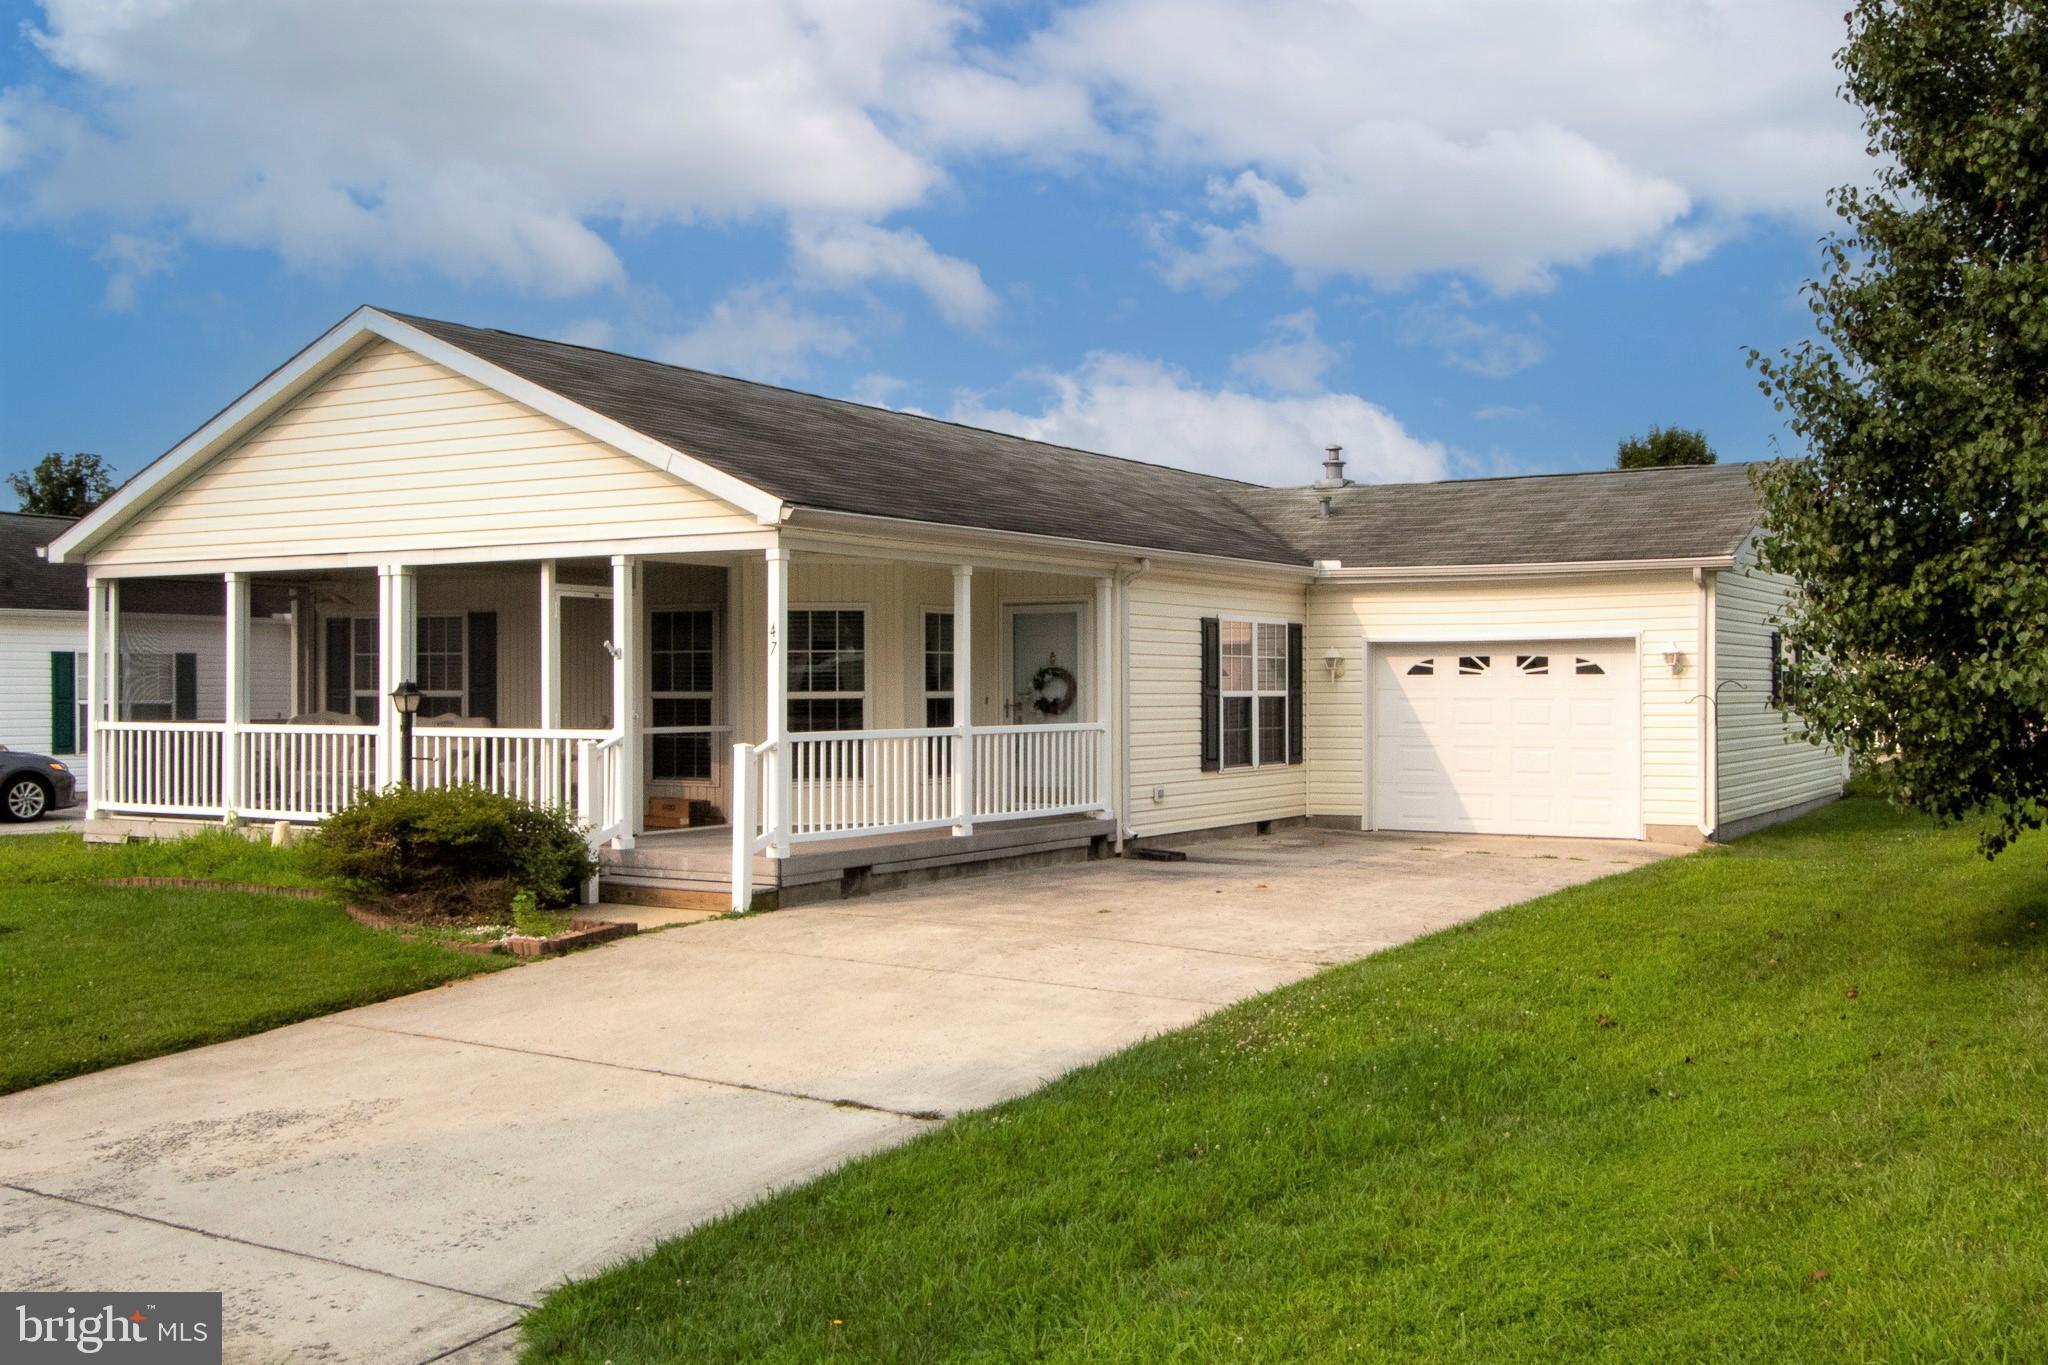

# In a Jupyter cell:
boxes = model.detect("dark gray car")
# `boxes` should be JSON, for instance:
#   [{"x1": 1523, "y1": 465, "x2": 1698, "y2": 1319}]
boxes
[{"x1": 0, "y1": 748, "x2": 78, "y2": 821}]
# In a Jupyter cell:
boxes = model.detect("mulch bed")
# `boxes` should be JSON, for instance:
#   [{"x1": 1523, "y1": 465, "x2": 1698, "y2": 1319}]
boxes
[{"x1": 92, "y1": 877, "x2": 635, "y2": 957}]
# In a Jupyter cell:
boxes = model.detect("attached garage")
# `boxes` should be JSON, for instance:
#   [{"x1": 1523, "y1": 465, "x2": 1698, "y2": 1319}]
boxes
[{"x1": 1370, "y1": 638, "x2": 1639, "y2": 838}]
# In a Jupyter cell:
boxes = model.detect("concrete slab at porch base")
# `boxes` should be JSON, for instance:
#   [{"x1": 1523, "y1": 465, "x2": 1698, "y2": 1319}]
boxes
[{"x1": 0, "y1": 825, "x2": 1671, "y2": 1363}]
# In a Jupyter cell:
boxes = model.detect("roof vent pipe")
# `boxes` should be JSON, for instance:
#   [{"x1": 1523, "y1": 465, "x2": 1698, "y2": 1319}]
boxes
[
  {"x1": 1315, "y1": 444, "x2": 1351, "y2": 490},
  {"x1": 1318, "y1": 495, "x2": 1333, "y2": 518}
]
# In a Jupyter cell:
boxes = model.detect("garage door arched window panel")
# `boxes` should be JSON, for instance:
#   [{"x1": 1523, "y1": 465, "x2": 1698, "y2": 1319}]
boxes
[
  {"x1": 1516, "y1": 654, "x2": 1550, "y2": 675},
  {"x1": 1406, "y1": 659, "x2": 1435, "y2": 676},
  {"x1": 1458, "y1": 654, "x2": 1491, "y2": 675},
  {"x1": 1575, "y1": 657, "x2": 1606, "y2": 675}
]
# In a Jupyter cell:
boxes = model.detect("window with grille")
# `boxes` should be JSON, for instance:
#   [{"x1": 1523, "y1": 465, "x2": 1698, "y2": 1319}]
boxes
[
  {"x1": 923, "y1": 610, "x2": 955, "y2": 728},
  {"x1": 788, "y1": 609, "x2": 866, "y2": 733},
  {"x1": 416, "y1": 615, "x2": 466, "y2": 718},
  {"x1": 652, "y1": 608, "x2": 717, "y2": 780},
  {"x1": 122, "y1": 653, "x2": 177, "y2": 722},
  {"x1": 1219, "y1": 618, "x2": 1289, "y2": 769}
]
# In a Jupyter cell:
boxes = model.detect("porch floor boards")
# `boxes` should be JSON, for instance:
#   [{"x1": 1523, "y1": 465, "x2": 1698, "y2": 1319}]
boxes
[{"x1": 600, "y1": 814, "x2": 1117, "y2": 910}]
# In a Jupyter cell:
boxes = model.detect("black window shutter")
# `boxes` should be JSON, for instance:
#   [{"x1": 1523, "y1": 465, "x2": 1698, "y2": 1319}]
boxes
[
  {"x1": 1286, "y1": 622, "x2": 1304, "y2": 766},
  {"x1": 1768, "y1": 630, "x2": 1783, "y2": 706},
  {"x1": 173, "y1": 653, "x2": 199, "y2": 720},
  {"x1": 1199, "y1": 616, "x2": 1220, "y2": 772},
  {"x1": 467, "y1": 612, "x2": 498, "y2": 723},
  {"x1": 324, "y1": 617, "x2": 352, "y2": 714},
  {"x1": 50, "y1": 651, "x2": 77, "y2": 754}
]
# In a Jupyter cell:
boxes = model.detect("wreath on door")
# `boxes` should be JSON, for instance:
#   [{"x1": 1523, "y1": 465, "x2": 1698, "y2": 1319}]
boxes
[{"x1": 1029, "y1": 663, "x2": 1077, "y2": 717}]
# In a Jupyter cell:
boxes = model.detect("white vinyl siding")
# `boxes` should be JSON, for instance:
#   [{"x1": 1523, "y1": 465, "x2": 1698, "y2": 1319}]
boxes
[
  {"x1": 87, "y1": 338, "x2": 759, "y2": 566},
  {"x1": 1126, "y1": 566, "x2": 1308, "y2": 838},
  {"x1": 0, "y1": 609, "x2": 290, "y2": 758},
  {"x1": 1307, "y1": 571, "x2": 1703, "y2": 831},
  {"x1": 1714, "y1": 554, "x2": 1846, "y2": 825}
]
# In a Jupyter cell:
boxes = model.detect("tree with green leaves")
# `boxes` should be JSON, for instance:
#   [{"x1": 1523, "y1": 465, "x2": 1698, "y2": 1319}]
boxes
[
  {"x1": 8, "y1": 452, "x2": 115, "y2": 517},
  {"x1": 1616, "y1": 426, "x2": 1718, "y2": 469},
  {"x1": 1751, "y1": 0, "x2": 2047, "y2": 855}
]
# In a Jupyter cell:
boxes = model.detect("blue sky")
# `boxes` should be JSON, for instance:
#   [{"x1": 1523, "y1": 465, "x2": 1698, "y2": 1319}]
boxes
[{"x1": 0, "y1": 1, "x2": 1865, "y2": 494}]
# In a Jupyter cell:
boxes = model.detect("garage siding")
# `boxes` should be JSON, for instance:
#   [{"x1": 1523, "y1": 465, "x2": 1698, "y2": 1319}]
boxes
[
  {"x1": 1713, "y1": 554, "x2": 1846, "y2": 825},
  {"x1": 1306, "y1": 572, "x2": 1705, "y2": 831},
  {"x1": 86, "y1": 338, "x2": 758, "y2": 567},
  {"x1": 1125, "y1": 565, "x2": 1310, "y2": 838}
]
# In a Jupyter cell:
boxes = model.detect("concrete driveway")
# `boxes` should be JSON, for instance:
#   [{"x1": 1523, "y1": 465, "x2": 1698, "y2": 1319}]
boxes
[{"x1": 0, "y1": 827, "x2": 1670, "y2": 1363}]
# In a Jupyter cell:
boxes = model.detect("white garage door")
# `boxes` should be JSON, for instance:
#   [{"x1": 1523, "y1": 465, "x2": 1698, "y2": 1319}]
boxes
[{"x1": 1372, "y1": 640, "x2": 1639, "y2": 838}]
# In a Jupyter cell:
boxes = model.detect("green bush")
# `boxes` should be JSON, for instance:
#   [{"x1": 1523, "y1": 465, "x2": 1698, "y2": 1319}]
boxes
[{"x1": 300, "y1": 785, "x2": 596, "y2": 920}]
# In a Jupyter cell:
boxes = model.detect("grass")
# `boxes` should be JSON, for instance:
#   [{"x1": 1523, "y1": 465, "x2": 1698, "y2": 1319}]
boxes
[
  {"x1": 0, "y1": 832, "x2": 507, "y2": 1094},
  {"x1": 522, "y1": 795, "x2": 2048, "y2": 1363}
]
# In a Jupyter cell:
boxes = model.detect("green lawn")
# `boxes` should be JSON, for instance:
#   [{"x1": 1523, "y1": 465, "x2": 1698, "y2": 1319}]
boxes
[
  {"x1": 0, "y1": 832, "x2": 506, "y2": 1094},
  {"x1": 523, "y1": 796, "x2": 2048, "y2": 1363}
]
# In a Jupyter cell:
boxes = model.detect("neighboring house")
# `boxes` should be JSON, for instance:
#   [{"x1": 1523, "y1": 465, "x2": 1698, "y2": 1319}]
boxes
[
  {"x1": 44, "y1": 308, "x2": 1841, "y2": 904},
  {"x1": 1, "y1": 511, "x2": 291, "y2": 782}
]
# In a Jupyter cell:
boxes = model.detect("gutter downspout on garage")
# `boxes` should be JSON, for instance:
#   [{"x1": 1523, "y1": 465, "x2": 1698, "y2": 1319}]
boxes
[
  {"x1": 1695, "y1": 566, "x2": 1718, "y2": 840},
  {"x1": 1113, "y1": 557, "x2": 1151, "y2": 853}
]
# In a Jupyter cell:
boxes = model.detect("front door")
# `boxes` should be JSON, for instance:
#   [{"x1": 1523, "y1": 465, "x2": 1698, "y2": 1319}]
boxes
[{"x1": 1005, "y1": 604, "x2": 1085, "y2": 725}]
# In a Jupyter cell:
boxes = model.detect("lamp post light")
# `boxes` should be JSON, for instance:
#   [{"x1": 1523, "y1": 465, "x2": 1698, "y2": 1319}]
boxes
[{"x1": 390, "y1": 679, "x2": 422, "y2": 787}]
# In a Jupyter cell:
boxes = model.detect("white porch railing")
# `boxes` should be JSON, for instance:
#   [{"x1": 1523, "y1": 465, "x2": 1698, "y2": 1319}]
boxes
[
  {"x1": 96, "y1": 721, "x2": 226, "y2": 817},
  {"x1": 236, "y1": 724, "x2": 379, "y2": 821},
  {"x1": 576, "y1": 731, "x2": 631, "y2": 849},
  {"x1": 409, "y1": 726, "x2": 607, "y2": 809},
  {"x1": 729, "y1": 722, "x2": 1111, "y2": 909}
]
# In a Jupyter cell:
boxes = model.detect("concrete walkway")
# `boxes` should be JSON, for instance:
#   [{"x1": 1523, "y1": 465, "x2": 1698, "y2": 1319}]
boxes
[{"x1": 0, "y1": 827, "x2": 1670, "y2": 1363}]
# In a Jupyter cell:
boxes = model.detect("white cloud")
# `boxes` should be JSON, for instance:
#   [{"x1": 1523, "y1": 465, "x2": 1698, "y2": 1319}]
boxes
[
  {"x1": 657, "y1": 287, "x2": 857, "y2": 385},
  {"x1": 1037, "y1": 0, "x2": 1864, "y2": 289},
  {"x1": 1401, "y1": 287, "x2": 1548, "y2": 379},
  {"x1": 1231, "y1": 309, "x2": 1338, "y2": 394},
  {"x1": 95, "y1": 231, "x2": 175, "y2": 311},
  {"x1": 950, "y1": 353, "x2": 1446, "y2": 486},
  {"x1": 791, "y1": 222, "x2": 998, "y2": 328},
  {"x1": 553, "y1": 318, "x2": 617, "y2": 350},
  {"x1": 1473, "y1": 404, "x2": 1537, "y2": 422},
  {"x1": 0, "y1": 0, "x2": 1866, "y2": 307}
]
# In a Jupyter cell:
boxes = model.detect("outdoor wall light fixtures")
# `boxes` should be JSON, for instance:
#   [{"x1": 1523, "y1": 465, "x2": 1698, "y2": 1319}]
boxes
[{"x1": 1324, "y1": 646, "x2": 1345, "y2": 679}]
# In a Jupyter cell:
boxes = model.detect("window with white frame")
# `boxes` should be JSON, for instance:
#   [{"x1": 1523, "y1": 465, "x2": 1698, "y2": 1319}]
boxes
[
  {"x1": 651, "y1": 608, "x2": 716, "y2": 781},
  {"x1": 1219, "y1": 619, "x2": 1289, "y2": 769},
  {"x1": 341, "y1": 615, "x2": 465, "y2": 723},
  {"x1": 415, "y1": 615, "x2": 466, "y2": 718},
  {"x1": 122, "y1": 652, "x2": 178, "y2": 722},
  {"x1": 73, "y1": 651, "x2": 90, "y2": 752},
  {"x1": 788, "y1": 608, "x2": 866, "y2": 732},
  {"x1": 922, "y1": 610, "x2": 955, "y2": 728}
]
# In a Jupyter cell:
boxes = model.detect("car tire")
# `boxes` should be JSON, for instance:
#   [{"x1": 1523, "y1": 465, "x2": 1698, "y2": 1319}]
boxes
[{"x1": 2, "y1": 774, "x2": 51, "y2": 822}]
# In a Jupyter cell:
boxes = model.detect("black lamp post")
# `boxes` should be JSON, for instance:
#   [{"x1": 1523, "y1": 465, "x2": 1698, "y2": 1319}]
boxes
[{"x1": 390, "y1": 680, "x2": 422, "y2": 787}]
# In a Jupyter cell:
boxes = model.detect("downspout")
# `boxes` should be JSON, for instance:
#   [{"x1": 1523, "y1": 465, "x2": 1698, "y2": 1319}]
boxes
[
  {"x1": 1694, "y1": 566, "x2": 1717, "y2": 840},
  {"x1": 1113, "y1": 556, "x2": 1152, "y2": 853}
]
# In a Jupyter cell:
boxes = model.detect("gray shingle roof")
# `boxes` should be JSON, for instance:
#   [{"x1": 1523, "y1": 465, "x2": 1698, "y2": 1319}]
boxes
[
  {"x1": 1231, "y1": 463, "x2": 1764, "y2": 568},
  {"x1": 391, "y1": 313, "x2": 1307, "y2": 565},
  {"x1": 0, "y1": 512, "x2": 241, "y2": 614},
  {"x1": 385, "y1": 312, "x2": 1764, "y2": 570}
]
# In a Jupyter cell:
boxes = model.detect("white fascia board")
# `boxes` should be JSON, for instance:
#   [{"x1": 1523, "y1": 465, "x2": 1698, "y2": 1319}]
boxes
[
  {"x1": 47, "y1": 306, "x2": 785, "y2": 565},
  {"x1": 1312, "y1": 555, "x2": 1735, "y2": 583}
]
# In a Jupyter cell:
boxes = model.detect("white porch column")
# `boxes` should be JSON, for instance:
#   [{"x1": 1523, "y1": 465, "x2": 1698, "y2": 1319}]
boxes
[
  {"x1": 375, "y1": 565, "x2": 416, "y2": 788},
  {"x1": 1094, "y1": 574, "x2": 1116, "y2": 816},
  {"x1": 610, "y1": 554, "x2": 643, "y2": 847},
  {"x1": 951, "y1": 564, "x2": 974, "y2": 836},
  {"x1": 539, "y1": 559, "x2": 561, "y2": 730},
  {"x1": 764, "y1": 546, "x2": 791, "y2": 857},
  {"x1": 84, "y1": 576, "x2": 105, "y2": 817},
  {"x1": 222, "y1": 572, "x2": 250, "y2": 818},
  {"x1": 103, "y1": 578, "x2": 122, "y2": 724}
]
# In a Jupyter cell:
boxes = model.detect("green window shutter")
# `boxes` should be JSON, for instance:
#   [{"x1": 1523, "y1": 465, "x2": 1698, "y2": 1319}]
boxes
[
  {"x1": 173, "y1": 653, "x2": 199, "y2": 721},
  {"x1": 50, "y1": 651, "x2": 77, "y2": 754},
  {"x1": 1199, "y1": 616, "x2": 1220, "y2": 773}
]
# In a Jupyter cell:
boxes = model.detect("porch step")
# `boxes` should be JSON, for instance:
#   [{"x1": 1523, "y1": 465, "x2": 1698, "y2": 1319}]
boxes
[{"x1": 599, "y1": 815, "x2": 1116, "y2": 911}]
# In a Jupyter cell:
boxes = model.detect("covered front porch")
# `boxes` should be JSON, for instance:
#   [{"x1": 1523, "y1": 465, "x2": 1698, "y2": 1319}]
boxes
[{"x1": 81, "y1": 545, "x2": 1119, "y2": 908}]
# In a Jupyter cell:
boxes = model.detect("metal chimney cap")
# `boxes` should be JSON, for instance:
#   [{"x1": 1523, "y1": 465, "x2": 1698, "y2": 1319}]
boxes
[{"x1": 1314, "y1": 444, "x2": 1352, "y2": 490}]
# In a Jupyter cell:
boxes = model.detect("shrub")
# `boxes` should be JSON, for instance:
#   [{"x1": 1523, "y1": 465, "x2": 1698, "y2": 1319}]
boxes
[
  {"x1": 300, "y1": 785, "x2": 596, "y2": 921},
  {"x1": 510, "y1": 889, "x2": 571, "y2": 939}
]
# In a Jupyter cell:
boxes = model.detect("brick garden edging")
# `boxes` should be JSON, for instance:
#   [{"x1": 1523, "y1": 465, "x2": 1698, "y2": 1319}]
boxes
[{"x1": 93, "y1": 877, "x2": 636, "y2": 957}]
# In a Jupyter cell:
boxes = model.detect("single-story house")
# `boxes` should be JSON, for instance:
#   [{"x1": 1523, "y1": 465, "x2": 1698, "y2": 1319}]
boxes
[
  {"x1": 44, "y1": 307, "x2": 1842, "y2": 906},
  {"x1": 1, "y1": 511, "x2": 290, "y2": 780}
]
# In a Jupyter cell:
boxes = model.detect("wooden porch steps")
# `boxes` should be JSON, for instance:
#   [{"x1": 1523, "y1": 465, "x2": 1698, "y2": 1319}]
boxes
[{"x1": 599, "y1": 814, "x2": 1117, "y2": 912}]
